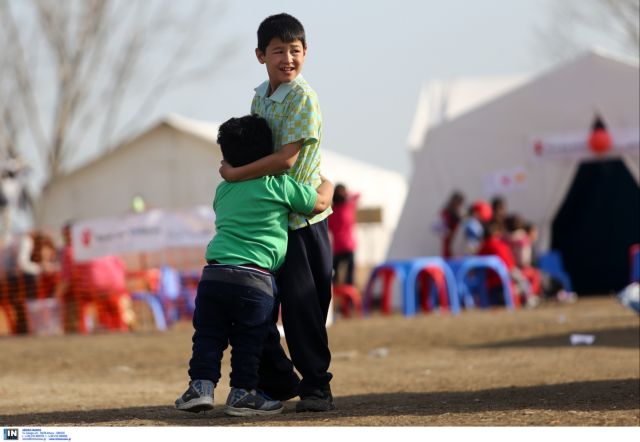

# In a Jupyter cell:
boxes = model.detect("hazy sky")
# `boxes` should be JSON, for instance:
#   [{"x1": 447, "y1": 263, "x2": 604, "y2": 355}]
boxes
[{"x1": 148, "y1": 0, "x2": 560, "y2": 178}]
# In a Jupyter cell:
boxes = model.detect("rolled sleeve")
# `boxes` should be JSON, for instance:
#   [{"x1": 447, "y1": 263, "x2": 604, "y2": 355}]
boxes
[{"x1": 281, "y1": 93, "x2": 321, "y2": 147}]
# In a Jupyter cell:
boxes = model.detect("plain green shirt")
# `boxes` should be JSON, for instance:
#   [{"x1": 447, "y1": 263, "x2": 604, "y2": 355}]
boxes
[
  {"x1": 251, "y1": 75, "x2": 332, "y2": 230},
  {"x1": 205, "y1": 175, "x2": 317, "y2": 271}
]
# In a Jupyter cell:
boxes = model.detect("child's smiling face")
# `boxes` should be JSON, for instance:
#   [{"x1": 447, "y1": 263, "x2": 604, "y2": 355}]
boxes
[{"x1": 256, "y1": 37, "x2": 306, "y2": 94}]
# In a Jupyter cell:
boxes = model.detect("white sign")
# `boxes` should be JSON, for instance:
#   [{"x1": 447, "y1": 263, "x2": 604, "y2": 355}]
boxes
[
  {"x1": 529, "y1": 126, "x2": 640, "y2": 161},
  {"x1": 72, "y1": 206, "x2": 215, "y2": 262}
]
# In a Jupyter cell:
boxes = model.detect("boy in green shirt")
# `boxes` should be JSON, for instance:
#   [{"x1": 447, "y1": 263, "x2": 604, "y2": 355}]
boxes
[
  {"x1": 176, "y1": 115, "x2": 333, "y2": 416},
  {"x1": 220, "y1": 13, "x2": 335, "y2": 412}
]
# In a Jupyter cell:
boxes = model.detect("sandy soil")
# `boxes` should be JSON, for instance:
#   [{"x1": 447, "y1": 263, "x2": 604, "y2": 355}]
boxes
[{"x1": 0, "y1": 296, "x2": 638, "y2": 427}]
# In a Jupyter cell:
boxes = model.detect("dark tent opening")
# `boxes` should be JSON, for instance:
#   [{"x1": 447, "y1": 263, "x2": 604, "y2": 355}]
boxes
[{"x1": 552, "y1": 159, "x2": 640, "y2": 295}]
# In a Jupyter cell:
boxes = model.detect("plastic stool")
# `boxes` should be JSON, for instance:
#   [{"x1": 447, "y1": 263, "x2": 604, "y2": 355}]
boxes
[
  {"x1": 131, "y1": 292, "x2": 167, "y2": 331},
  {"x1": 447, "y1": 256, "x2": 516, "y2": 309},
  {"x1": 332, "y1": 284, "x2": 362, "y2": 318},
  {"x1": 417, "y1": 266, "x2": 449, "y2": 312},
  {"x1": 364, "y1": 257, "x2": 459, "y2": 316},
  {"x1": 538, "y1": 251, "x2": 573, "y2": 292}
]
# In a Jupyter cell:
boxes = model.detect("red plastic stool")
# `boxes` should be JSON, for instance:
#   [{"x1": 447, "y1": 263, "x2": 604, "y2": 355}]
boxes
[
  {"x1": 332, "y1": 284, "x2": 362, "y2": 318},
  {"x1": 417, "y1": 266, "x2": 449, "y2": 313}
]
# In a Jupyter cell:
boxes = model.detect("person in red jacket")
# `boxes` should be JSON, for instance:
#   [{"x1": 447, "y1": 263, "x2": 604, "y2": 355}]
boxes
[
  {"x1": 328, "y1": 184, "x2": 360, "y2": 285},
  {"x1": 478, "y1": 221, "x2": 535, "y2": 306}
]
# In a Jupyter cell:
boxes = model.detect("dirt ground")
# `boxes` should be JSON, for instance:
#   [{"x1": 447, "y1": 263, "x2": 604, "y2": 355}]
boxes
[{"x1": 0, "y1": 296, "x2": 638, "y2": 427}]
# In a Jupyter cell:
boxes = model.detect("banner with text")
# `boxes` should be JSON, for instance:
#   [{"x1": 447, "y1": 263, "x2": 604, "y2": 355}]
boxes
[
  {"x1": 72, "y1": 206, "x2": 215, "y2": 262},
  {"x1": 529, "y1": 126, "x2": 639, "y2": 161}
]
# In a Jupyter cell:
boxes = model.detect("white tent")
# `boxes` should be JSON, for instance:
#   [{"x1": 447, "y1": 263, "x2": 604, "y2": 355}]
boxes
[
  {"x1": 406, "y1": 74, "x2": 530, "y2": 151},
  {"x1": 389, "y1": 51, "x2": 640, "y2": 263},
  {"x1": 36, "y1": 114, "x2": 223, "y2": 230},
  {"x1": 38, "y1": 114, "x2": 407, "y2": 266}
]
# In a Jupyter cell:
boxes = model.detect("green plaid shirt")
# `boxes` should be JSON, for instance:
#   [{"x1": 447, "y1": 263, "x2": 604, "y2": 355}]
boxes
[{"x1": 251, "y1": 75, "x2": 332, "y2": 230}]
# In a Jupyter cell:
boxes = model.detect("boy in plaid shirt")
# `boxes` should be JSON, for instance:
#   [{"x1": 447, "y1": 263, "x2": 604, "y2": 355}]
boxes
[{"x1": 220, "y1": 13, "x2": 334, "y2": 412}]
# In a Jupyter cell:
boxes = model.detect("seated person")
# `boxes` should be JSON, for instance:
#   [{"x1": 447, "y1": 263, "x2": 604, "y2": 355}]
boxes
[
  {"x1": 451, "y1": 200, "x2": 492, "y2": 257},
  {"x1": 504, "y1": 215, "x2": 542, "y2": 300},
  {"x1": 478, "y1": 221, "x2": 536, "y2": 307}
]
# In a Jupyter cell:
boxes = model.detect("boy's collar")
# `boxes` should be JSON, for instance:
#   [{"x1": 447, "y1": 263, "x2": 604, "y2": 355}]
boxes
[{"x1": 255, "y1": 75, "x2": 304, "y2": 103}]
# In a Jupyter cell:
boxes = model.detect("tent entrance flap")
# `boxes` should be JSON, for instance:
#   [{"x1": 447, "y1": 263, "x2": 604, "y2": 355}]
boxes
[{"x1": 551, "y1": 159, "x2": 640, "y2": 295}]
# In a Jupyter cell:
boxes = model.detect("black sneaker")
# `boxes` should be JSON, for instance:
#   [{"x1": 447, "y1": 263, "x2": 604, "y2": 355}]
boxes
[
  {"x1": 295, "y1": 388, "x2": 335, "y2": 412},
  {"x1": 224, "y1": 387, "x2": 284, "y2": 416},
  {"x1": 175, "y1": 379, "x2": 214, "y2": 413},
  {"x1": 258, "y1": 377, "x2": 300, "y2": 401}
]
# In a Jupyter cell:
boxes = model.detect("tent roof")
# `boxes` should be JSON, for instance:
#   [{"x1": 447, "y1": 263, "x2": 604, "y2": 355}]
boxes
[
  {"x1": 57, "y1": 114, "x2": 407, "y2": 213},
  {"x1": 406, "y1": 75, "x2": 530, "y2": 151},
  {"x1": 162, "y1": 113, "x2": 221, "y2": 143},
  {"x1": 68, "y1": 112, "x2": 404, "y2": 176},
  {"x1": 406, "y1": 49, "x2": 639, "y2": 152},
  {"x1": 161, "y1": 116, "x2": 409, "y2": 224}
]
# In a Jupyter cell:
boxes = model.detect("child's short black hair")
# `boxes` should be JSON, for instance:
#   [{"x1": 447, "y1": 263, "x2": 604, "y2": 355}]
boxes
[
  {"x1": 333, "y1": 184, "x2": 347, "y2": 205},
  {"x1": 484, "y1": 220, "x2": 502, "y2": 240},
  {"x1": 257, "y1": 13, "x2": 306, "y2": 53},
  {"x1": 217, "y1": 115, "x2": 273, "y2": 167}
]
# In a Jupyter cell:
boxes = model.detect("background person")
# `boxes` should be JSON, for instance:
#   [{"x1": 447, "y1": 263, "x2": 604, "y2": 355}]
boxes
[
  {"x1": 439, "y1": 191, "x2": 465, "y2": 258},
  {"x1": 328, "y1": 183, "x2": 360, "y2": 286}
]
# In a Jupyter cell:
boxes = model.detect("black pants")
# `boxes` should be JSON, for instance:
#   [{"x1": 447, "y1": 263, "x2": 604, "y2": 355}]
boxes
[
  {"x1": 188, "y1": 265, "x2": 275, "y2": 389},
  {"x1": 258, "y1": 220, "x2": 333, "y2": 396},
  {"x1": 333, "y1": 251, "x2": 355, "y2": 285}
]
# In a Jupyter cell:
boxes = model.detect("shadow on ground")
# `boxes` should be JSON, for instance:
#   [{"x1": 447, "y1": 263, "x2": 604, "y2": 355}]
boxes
[
  {"x1": 5, "y1": 378, "x2": 638, "y2": 426},
  {"x1": 467, "y1": 326, "x2": 640, "y2": 350}
]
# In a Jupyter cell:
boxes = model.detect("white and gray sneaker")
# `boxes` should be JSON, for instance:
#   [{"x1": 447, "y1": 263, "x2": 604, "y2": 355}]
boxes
[
  {"x1": 224, "y1": 387, "x2": 284, "y2": 416},
  {"x1": 175, "y1": 379, "x2": 214, "y2": 413}
]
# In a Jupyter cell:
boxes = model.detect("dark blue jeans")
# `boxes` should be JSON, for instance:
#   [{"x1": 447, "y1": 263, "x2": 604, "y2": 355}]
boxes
[{"x1": 188, "y1": 267, "x2": 275, "y2": 390}]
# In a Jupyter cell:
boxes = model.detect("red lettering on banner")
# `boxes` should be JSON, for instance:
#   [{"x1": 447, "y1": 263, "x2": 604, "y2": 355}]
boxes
[{"x1": 82, "y1": 229, "x2": 92, "y2": 247}]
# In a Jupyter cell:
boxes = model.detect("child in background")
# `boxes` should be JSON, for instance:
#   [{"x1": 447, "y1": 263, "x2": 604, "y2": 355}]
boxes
[
  {"x1": 491, "y1": 195, "x2": 507, "y2": 230},
  {"x1": 440, "y1": 191, "x2": 465, "y2": 257},
  {"x1": 504, "y1": 215, "x2": 542, "y2": 302},
  {"x1": 450, "y1": 200, "x2": 492, "y2": 257},
  {"x1": 176, "y1": 115, "x2": 333, "y2": 416},
  {"x1": 523, "y1": 222, "x2": 539, "y2": 266},
  {"x1": 478, "y1": 221, "x2": 536, "y2": 307},
  {"x1": 328, "y1": 184, "x2": 360, "y2": 285},
  {"x1": 503, "y1": 214, "x2": 530, "y2": 268}
]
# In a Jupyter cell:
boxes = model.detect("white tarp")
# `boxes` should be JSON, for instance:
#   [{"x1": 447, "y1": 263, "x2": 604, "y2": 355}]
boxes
[{"x1": 72, "y1": 206, "x2": 215, "y2": 262}]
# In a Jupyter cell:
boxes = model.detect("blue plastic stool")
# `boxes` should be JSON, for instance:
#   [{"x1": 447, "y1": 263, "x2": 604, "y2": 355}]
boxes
[
  {"x1": 158, "y1": 266, "x2": 182, "y2": 324},
  {"x1": 364, "y1": 257, "x2": 459, "y2": 316},
  {"x1": 131, "y1": 292, "x2": 167, "y2": 330},
  {"x1": 447, "y1": 256, "x2": 515, "y2": 309},
  {"x1": 403, "y1": 257, "x2": 460, "y2": 315},
  {"x1": 363, "y1": 260, "x2": 409, "y2": 315},
  {"x1": 537, "y1": 251, "x2": 573, "y2": 292}
]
